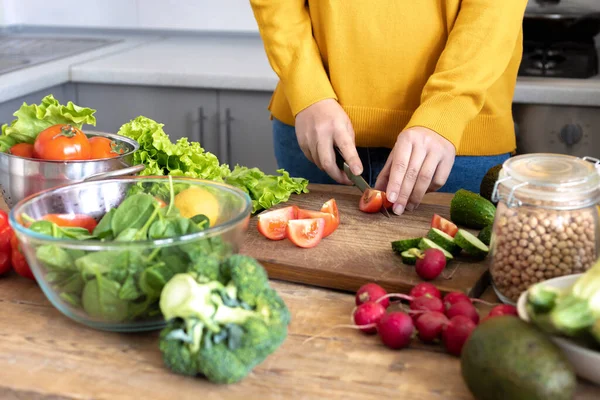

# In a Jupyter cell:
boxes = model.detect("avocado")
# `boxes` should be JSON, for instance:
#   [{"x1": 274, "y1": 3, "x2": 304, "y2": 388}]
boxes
[
  {"x1": 461, "y1": 316, "x2": 577, "y2": 400},
  {"x1": 450, "y1": 189, "x2": 496, "y2": 229},
  {"x1": 477, "y1": 225, "x2": 492, "y2": 246},
  {"x1": 480, "y1": 164, "x2": 502, "y2": 205}
]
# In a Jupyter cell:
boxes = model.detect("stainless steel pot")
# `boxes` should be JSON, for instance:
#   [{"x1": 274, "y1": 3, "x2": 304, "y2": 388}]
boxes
[{"x1": 0, "y1": 131, "x2": 144, "y2": 208}]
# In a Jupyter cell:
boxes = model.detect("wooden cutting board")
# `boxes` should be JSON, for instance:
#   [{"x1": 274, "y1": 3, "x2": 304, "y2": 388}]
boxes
[{"x1": 241, "y1": 184, "x2": 490, "y2": 297}]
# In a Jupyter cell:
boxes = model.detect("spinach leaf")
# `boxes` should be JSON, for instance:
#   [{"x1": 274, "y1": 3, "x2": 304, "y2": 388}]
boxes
[
  {"x1": 77, "y1": 251, "x2": 125, "y2": 280},
  {"x1": 29, "y1": 220, "x2": 93, "y2": 240},
  {"x1": 81, "y1": 275, "x2": 129, "y2": 322},
  {"x1": 119, "y1": 272, "x2": 143, "y2": 301},
  {"x1": 36, "y1": 245, "x2": 77, "y2": 272},
  {"x1": 115, "y1": 228, "x2": 139, "y2": 242},
  {"x1": 110, "y1": 193, "x2": 156, "y2": 236},
  {"x1": 93, "y1": 208, "x2": 116, "y2": 239},
  {"x1": 138, "y1": 262, "x2": 177, "y2": 300},
  {"x1": 60, "y1": 292, "x2": 82, "y2": 308},
  {"x1": 191, "y1": 214, "x2": 210, "y2": 230}
]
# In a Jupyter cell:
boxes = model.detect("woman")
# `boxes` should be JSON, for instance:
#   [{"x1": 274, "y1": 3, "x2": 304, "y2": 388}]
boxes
[{"x1": 250, "y1": 0, "x2": 528, "y2": 215}]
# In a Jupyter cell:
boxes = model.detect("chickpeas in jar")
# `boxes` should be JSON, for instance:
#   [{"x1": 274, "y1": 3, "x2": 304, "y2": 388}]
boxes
[{"x1": 489, "y1": 154, "x2": 600, "y2": 304}]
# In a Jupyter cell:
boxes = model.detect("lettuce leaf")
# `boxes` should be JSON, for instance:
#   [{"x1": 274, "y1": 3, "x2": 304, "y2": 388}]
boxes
[
  {"x1": 117, "y1": 116, "x2": 309, "y2": 213},
  {"x1": 0, "y1": 94, "x2": 97, "y2": 152}
]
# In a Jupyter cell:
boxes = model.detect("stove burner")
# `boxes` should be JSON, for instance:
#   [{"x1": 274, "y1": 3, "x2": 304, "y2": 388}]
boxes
[{"x1": 519, "y1": 41, "x2": 598, "y2": 78}]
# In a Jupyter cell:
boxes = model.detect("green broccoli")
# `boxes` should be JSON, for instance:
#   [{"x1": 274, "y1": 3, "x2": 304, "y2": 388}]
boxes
[{"x1": 158, "y1": 255, "x2": 290, "y2": 384}]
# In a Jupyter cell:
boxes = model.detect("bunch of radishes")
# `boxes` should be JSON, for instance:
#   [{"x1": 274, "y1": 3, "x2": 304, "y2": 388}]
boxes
[{"x1": 353, "y1": 282, "x2": 518, "y2": 356}]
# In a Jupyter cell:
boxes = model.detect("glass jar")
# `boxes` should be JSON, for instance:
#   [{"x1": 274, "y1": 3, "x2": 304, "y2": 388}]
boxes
[{"x1": 489, "y1": 154, "x2": 600, "y2": 304}]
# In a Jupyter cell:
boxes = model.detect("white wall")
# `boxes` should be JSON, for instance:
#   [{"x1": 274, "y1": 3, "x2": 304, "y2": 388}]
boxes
[{"x1": 1, "y1": 0, "x2": 259, "y2": 33}]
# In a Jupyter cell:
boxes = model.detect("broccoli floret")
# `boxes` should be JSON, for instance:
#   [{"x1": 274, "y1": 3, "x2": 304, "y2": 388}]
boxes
[
  {"x1": 158, "y1": 255, "x2": 290, "y2": 384},
  {"x1": 187, "y1": 254, "x2": 224, "y2": 283}
]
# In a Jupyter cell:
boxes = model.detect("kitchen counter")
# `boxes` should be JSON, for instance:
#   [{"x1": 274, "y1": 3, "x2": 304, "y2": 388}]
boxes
[
  {"x1": 0, "y1": 189, "x2": 599, "y2": 399},
  {"x1": 2, "y1": 28, "x2": 600, "y2": 107}
]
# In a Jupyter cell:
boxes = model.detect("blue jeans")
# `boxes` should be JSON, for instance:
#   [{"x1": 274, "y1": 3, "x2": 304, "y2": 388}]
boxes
[{"x1": 272, "y1": 119, "x2": 511, "y2": 193}]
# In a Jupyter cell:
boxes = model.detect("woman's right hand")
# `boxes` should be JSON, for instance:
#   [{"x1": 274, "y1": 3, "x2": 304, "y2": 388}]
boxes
[{"x1": 295, "y1": 99, "x2": 363, "y2": 184}]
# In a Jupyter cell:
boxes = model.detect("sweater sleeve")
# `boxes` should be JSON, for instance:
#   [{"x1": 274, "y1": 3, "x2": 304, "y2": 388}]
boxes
[
  {"x1": 405, "y1": 0, "x2": 528, "y2": 149},
  {"x1": 250, "y1": 0, "x2": 337, "y2": 116}
]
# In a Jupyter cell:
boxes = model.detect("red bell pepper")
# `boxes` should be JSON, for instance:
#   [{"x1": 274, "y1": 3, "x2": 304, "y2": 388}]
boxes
[
  {"x1": 0, "y1": 211, "x2": 11, "y2": 275},
  {"x1": 10, "y1": 233, "x2": 34, "y2": 281}
]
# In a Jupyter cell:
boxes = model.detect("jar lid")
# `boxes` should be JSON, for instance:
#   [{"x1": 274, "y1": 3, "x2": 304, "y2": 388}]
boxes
[{"x1": 495, "y1": 153, "x2": 600, "y2": 209}]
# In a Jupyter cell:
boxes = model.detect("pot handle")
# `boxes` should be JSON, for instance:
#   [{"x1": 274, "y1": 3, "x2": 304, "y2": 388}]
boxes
[{"x1": 83, "y1": 164, "x2": 146, "y2": 182}]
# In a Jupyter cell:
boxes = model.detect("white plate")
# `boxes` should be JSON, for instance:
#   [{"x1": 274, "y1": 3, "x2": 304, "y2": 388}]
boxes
[{"x1": 517, "y1": 274, "x2": 600, "y2": 386}]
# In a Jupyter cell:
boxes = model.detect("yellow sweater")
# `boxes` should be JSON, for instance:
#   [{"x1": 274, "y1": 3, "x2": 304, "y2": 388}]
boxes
[{"x1": 250, "y1": 0, "x2": 528, "y2": 156}]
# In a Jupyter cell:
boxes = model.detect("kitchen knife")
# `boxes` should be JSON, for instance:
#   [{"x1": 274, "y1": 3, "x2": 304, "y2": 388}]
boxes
[{"x1": 334, "y1": 147, "x2": 390, "y2": 218}]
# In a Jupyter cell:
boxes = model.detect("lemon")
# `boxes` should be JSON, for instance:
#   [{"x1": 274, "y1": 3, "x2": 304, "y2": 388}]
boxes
[{"x1": 174, "y1": 186, "x2": 220, "y2": 227}]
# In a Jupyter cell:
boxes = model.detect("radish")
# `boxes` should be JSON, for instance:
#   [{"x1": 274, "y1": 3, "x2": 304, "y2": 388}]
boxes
[
  {"x1": 443, "y1": 291, "x2": 471, "y2": 310},
  {"x1": 446, "y1": 301, "x2": 480, "y2": 325},
  {"x1": 482, "y1": 304, "x2": 518, "y2": 323},
  {"x1": 442, "y1": 315, "x2": 477, "y2": 356},
  {"x1": 377, "y1": 312, "x2": 414, "y2": 349},
  {"x1": 409, "y1": 282, "x2": 442, "y2": 300},
  {"x1": 415, "y1": 248, "x2": 446, "y2": 280},
  {"x1": 410, "y1": 295, "x2": 444, "y2": 321},
  {"x1": 356, "y1": 283, "x2": 390, "y2": 308},
  {"x1": 415, "y1": 311, "x2": 448, "y2": 343},
  {"x1": 353, "y1": 301, "x2": 386, "y2": 334}
]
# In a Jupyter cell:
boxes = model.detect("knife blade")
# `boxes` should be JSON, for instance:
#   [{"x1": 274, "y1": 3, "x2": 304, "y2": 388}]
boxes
[{"x1": 334, "y1": 147, "x2": 390, "y2": 218}]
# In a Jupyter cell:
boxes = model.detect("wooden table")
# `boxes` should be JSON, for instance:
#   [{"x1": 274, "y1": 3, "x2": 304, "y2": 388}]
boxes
[{"x1": 1, "y1": 188, "x2": 599, "y2": 399}]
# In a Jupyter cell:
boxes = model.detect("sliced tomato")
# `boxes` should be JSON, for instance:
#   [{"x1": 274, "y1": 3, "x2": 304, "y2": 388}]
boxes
[
  {"x1": 431, "y1": 214, "x2": 459, "y2": 237},
  {"x1": 155, "y1": 197, "x2": 167, "y2": 208},
  {"x1": 42, "y1": 214, "x2": 98, "y2": 233},
  {"x1": 297, "y1": 209, "x2": 338, "y2": 237},
  {"x1": 359, "y1": 189, "x2": 384, "y2": 213},
  {"x1": 257, "y1": 205, "x2": 299, "y2": 240},
  {"x1": 382, "y1": 193, "x2": 394, "y2": 209},
  {"x1": 321, "y1": 199, "x2": 339, "y2": 219},
  {"x1": 286, "y1": 218, "x2": 325, "y2": 248}
]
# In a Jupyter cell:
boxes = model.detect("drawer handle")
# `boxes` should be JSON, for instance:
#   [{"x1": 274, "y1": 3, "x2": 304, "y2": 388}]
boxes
[
  {"x1": 225, "y1": 108, "x2": 234, "y2": 164},
  {"x1": 198, "y1": 107, "x2": 207, "y2": 146}
]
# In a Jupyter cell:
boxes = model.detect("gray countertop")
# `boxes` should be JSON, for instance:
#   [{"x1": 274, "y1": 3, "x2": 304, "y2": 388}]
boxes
[{"x1": 2, "y1": 28, "x2": 600, "y2": 107}]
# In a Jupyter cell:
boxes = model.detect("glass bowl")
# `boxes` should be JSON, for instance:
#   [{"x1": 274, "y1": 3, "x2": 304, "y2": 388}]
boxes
[{"x1": 9, "y1": 176, "x2": 252, "y2": 332}]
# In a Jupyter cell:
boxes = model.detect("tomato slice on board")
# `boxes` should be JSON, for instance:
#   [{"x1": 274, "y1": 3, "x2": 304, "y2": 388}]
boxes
[
  {"x1": 359, "y1": 189, "x2": 384, "y2": 213},
  {"x1": 257, "y1": 206, "x2": 299, "y2": 241},
  {"x1": 9, "y1": 143, "x2": 35, "y2": 158},
  {"x1": 321, "y1": 199, "x2": 339, "y2": 219},
  {"x1": 297, "y1": 209, "x2": 338, "y2": 237},
  {"x1": 431, "y1": 214, "x2": 459, "y2": 237},
  {"x1": 42, "y1": 214, "x2": 98, "y2": 233},
  {"x1": 286, "y1": 218, "x2": 325, "y2": 249}
]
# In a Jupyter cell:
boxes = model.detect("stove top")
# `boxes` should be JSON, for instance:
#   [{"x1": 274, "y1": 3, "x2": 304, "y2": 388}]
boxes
[{"x1": 519, "y1": 41, "x2": 599, "y2": 78}]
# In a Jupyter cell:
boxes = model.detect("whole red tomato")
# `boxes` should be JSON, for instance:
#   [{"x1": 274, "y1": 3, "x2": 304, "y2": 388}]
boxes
[
  {"x1": 88, "y1": 136, "x2": 125, "y2": 159},
  {"x1": 0, "y1": 211, "x2": 12, "y2": 275},
  {"x1": 10, "y1": 234, "x2": 34, "y2": 281},
  {"x1": 42, "y1": 213, "x2": 98, "y2": 233},
  {"x1": 9, "y1": 143, "x2": 35, "y2": 158},
  {"x1": 33, "y1": 124, "x2": 91, "y2": 161}
]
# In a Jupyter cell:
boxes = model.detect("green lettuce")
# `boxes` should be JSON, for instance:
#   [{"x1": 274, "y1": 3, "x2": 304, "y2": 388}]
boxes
[
  {"x1": 0, "y1": 94, "x2": 97, "y2": 152},
  {"x1": 118, "y1": 116, "x2": 308, "y2": 213}
]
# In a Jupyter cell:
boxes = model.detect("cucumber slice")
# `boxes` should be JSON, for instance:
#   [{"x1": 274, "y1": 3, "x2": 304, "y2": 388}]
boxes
[
  {"x1": 426, "y1": 228, "x2": 460, "y2": 255},
  {"x1": 400, "y1": 248, "x2": 422, "y2": 265},
  {"x1": 455, "y1": 229, "x2": 489, "y2": 259},
  {"x1": 418, "y1": 238, "x2": 454, "y2": 261},
  {"x1": 392, "y1": 237, "x2": 422, "y2": 254}
]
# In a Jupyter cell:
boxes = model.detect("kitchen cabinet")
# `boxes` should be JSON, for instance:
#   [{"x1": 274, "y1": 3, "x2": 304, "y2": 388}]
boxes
[
  {"x1": 0, "y1": 83, "x2": 76, "y2": 127},
  {"x1": 75, "y1": 83, "x2": 221, "y2": 156},
  {"x1": 219, "y1": 90, "x2": 278, "y2": 174}
]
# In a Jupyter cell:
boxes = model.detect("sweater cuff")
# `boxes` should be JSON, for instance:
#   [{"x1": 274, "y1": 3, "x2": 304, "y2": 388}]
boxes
[
  {"x1": 283, "y1": 64, "x2": 338, "y2": 116},
  {"x1": 405, "y1": 93, "x2": 478, "y2": 151}
]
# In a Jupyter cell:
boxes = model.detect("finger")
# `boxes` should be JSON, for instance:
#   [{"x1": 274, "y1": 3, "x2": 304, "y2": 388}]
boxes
[
  {"x1": 406, "y1": 154, "x2": 439, "y2": 211},
  {"x1": 296, "y1": 131, "x2": 316, "y2": 165},
  {"x1": 374, "y1": 150, "x2": 393, "y2": 191},
  {"x1": 384, "y1": 139, "x2": 413, "y2": 205},
  {"x1": 429, "y1": 156, "x2": 454, "y2": 192},
  {"x1": 316, "y1": 136, "x2": 351, "y2": 184},
  {"x1": 336, "y1": 121, "x2": 363, "y2": 176},
  {"x1": 392, "y1": 146, "x2": 426, "y2": 215}
]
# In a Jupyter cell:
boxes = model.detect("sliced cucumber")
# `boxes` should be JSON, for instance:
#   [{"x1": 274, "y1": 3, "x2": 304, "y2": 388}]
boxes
[
  {"x1": 392, "y1": 237, "x2": 422, "y2": 254},
  {"x1": 455, "y1": 229, "x2": 489, "y2": 259},
  {"x1": 418, "y1": 238, "x2": 454, "y2": 261},
  {"x1": 400, "y1": 248, "x2": 422, "y2": 265},
  {"x1": 426, "y1": 228, "x2": 460, "y2": 255}
]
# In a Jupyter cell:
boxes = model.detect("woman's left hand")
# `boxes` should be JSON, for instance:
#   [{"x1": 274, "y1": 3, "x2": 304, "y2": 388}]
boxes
[{"x1": 374, "y1": 127, "x2": 456, "y2": 215}]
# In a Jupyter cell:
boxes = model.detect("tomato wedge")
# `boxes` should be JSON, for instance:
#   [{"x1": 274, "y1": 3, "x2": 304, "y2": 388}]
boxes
[
  {"x1": 431, "y1": 214, "x2": 458, "y2": 237},
  {"x1": 257, "y1": 206, "x2": 299, "y2": 241},
  {"x1": 297, "y1": 209, "x2": 338, "y2": 237},
  {"x1": 359, "y1": 189, "x2": 385, "y2": 213},
  {"x1": 382, "y1": 193, "x2": 394, "y2": 210},
  {"x1": 42, "y1": 214, "x2": 98, "y2": 233},
  {"x1": 286, "y1": 218, "x2": 325, "y2": 248}
]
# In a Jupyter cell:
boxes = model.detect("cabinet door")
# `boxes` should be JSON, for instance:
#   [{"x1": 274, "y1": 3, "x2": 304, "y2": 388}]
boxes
[
  {"x1": 0, "y1": 83, "x2": 76, "y2": 127},
  {"x1": 76, "y1": 84, "x2": 220, "y2": 156},
  {"x1": 219, "y1": 90, "x2": 278, "y2": 174}
]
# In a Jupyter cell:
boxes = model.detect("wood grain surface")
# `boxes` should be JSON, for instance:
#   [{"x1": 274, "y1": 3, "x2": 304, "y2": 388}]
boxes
[{"x1": 241, "y1": 184, "x2": 490, "y2": 297}]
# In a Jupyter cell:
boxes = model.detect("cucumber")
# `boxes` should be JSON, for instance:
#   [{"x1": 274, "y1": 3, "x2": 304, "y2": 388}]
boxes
[
  {"x1": 418, "y1": 238, "x2": 454, "y2": 261},
  {"x1": 391, "y1": 237, "x2": 422, "y2": 254},
  {"x1": 477, "y1": 225, "x2": 493, "y2": 246},
  {"x1": 426, "y1": 228, "x2": 460, "y2": 255},
  {"x1": 455, "y1": 229, "x2": 489, "y2": 259},
  {"x1": 400, "y1": 248, "x2": 422, "y2": 265},
  {"x1": 450, "y1": 189, "x2": 496, "y2": 229}
]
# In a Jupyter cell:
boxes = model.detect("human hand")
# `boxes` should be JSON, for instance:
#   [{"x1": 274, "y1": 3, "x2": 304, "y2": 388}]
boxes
[
  {"x1": 295, "y1": 99, "x2": 363, "y2": 184},
  {"x1": 374, "y1": 127, "x2": 456, "y2": 215}
]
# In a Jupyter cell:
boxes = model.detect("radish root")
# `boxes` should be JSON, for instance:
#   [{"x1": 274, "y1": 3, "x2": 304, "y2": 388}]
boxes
[
  {"x1": 376, "y1": 293, "x2": 413, "y2": 303},
  {"x1": 470, "y1": 298, "x2": 498, "y2": 306},
  {"x1": 302, "y1": 323, "x2": 377, "y2": 345}
]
